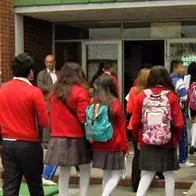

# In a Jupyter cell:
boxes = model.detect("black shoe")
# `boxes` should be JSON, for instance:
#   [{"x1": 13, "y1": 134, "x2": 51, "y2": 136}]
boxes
[
  {"x1": 132, "y1": 187, "x2": 138, "y2": 193},
  {"x1": 189, "y1": 146, "x2": 195, "y2": 155}
]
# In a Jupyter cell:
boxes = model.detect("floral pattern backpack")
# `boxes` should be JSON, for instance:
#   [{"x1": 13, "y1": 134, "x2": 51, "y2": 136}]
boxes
[
  {"x1": 142, "y1": 89, "x2": 172, "y2": 145},
  {"x1": 189, "y1": 82, "x2": 196, "y2": 111}
]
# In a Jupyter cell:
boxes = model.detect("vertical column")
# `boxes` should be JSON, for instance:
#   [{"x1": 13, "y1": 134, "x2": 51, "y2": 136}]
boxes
[
  {"x1": 0, "y1": 0, "x2": 15, "y2": 81},
  {"x1": 15, "y1": 14, "x2": 24, "y2": 55}
]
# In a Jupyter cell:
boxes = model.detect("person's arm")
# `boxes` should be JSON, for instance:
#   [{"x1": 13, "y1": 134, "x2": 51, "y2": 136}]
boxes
[
  {"x1": 33, "y1": 88, "x2": 49, "y2": 128},
  {"x1": 127, "y1": 87, "x2": 136, "y2": 114},
  {"x1": 76, "y1": 88, "x2": 90, "y2": 123},
  {"x1": 170, "y1": 93, "x2": 184, "y2": 142},
  {"x1": 132, "y1": 94, "x2": 143, "y2": 142},
  {"x1": 175, "y1": 79, "x2": 187, "y2": 102},
  {"x1": 37, "y1": 71, "x2": 51, "y2": 94},
  {"x1": 112, "y1": 100, "x2": 130, "y2": 154}
]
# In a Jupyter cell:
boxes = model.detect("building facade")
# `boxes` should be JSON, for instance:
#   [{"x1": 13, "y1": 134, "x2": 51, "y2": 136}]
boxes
[{"x1": 1, "y1": 0, "x2": 196, "y2": 97}]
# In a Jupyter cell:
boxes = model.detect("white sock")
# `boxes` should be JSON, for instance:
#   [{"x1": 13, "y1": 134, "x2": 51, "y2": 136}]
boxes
[
  {"x1": 136, "y1": 171, "x2": 155, "y2": 196},
  {"x1": 191, "y1": 123, "x2": 196, "y2": 147},
  {"x1": 101, "y1": 170, "x2": 121, "y2": 196},
  {"x1": 163, "y1": 171, "x2": 175, "y2": 196},
  {"x1": 79, "y1": 164, "x2": 90, "y2": 196},
  {"x1": 58, "y1": 166, "x2": 71, "y2": 196}
]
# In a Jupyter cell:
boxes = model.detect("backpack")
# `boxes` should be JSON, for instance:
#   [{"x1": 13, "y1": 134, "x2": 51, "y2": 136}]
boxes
[
  {"x1": 84, "y1": 104, "x2": 113, "y2": 142},
  {"x1": 142, "y1": 89, "x2": 172, "y2": 145},
  {"x1": 189, "y1": 83, "x2": 196, "y2": 111}
]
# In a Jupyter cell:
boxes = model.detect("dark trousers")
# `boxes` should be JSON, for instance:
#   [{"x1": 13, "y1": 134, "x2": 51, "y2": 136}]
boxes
[
  {"x1": 179, "y1": 113, "x2": 188, "y2": 164},
  {"x1": 131, "y1": 139, "x2": 141, "y2": 191},
  {"x1": 1, "y1": 141, "x2": 44, "y2": 196}
]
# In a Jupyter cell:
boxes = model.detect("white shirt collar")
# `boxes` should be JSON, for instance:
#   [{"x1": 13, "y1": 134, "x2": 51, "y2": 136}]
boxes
[
  {"x1": 47, "y1": 68, "x2": 56, "y2": 73},
  {"x1": 13, "y1": 77, "x2": 32, "y2": 86}
]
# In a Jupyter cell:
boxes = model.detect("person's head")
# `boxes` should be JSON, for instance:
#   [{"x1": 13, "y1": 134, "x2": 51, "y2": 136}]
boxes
[
  {"x1": 45, "y1": 55, "x2": 56, "y2": 71},
  {"x1": 103, "y1": 62, "x2": 117, "y2": 75},
  {"x1": 147, "y1": 65, "x2": 175, "y2": 92},
  {"x1": 94, "y1": 74, "x2": 119, "y2": 106},
  {"x1": 135, "y1": 68, "x2": 150, "y2": 94},
  {"x1": 52, "y1": 62, "x2": 87, "y2": 101},
  {"x1": 170, "y1": 60, "x2": 185, "y2": 76},
  {"x1": 188, "y1": 62, "x2": 196, "y2": 83},
  {"x1": 12, "y1": 53, "x2": 35, "y2": 79}
]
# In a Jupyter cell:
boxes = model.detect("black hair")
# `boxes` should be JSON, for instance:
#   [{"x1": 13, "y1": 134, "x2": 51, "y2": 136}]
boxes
[
  {"x1": 90, "y1": 62, "x2": 104, "y2": 87},
  {"x1": 170, "y1": 60, "x2": 183, "y2": 73},
  {"x1": 94, "y1": 74, "x2": 119, "y2": 106},
  {"x1": 188, "y1": 62, "x2": 196, "y2": 83},
  {"x1": 12, "y1": 53, "x2": 35, "y2": 78},
  {"x1": 103, "y1": 61, "x2": 115, "y2": 71},
  {"x1": 147, "y1": 65, "x2": 175, "y2": 93}
]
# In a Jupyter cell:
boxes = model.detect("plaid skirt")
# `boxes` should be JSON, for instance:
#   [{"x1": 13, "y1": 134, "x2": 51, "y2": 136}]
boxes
[
  {"x1": 45, "y1": 137, "x2": 92, "y2": 167},
  {"x1": 93, "y1": 151, "x2": 125, "y2": 170},
  {"x1": 139, "y1": 146, "x2": 179, "y2": 171}
]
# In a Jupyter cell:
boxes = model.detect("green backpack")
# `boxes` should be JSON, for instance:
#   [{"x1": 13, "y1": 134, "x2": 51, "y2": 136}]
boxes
[{"x1": 84, "y1": 104, "x2": 113, "y2": 142}]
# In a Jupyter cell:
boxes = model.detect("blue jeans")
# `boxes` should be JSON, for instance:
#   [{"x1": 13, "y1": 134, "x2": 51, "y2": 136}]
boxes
[{"x1": 179, "y1": 113, "x2": 188, "y2": 164}]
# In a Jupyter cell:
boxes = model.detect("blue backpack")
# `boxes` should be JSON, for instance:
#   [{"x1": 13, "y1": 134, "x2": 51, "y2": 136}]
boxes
[{"x1": 84, "y1": 104, "x2": 113, "y2": 142}]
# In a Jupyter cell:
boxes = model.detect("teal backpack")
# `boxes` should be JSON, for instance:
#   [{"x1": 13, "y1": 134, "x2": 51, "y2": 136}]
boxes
[{"x1": 84, "y1": 104, "x2": 113, "y2": 142}]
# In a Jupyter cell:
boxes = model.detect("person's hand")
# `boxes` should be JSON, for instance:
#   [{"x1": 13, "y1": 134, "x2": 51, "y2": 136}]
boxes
[
  {"x1": 137, "y1": 143, "x2": 141, "y2": 150},
  {"x1": 125, "y1": 152, "x2": 130, "y2": 157}
]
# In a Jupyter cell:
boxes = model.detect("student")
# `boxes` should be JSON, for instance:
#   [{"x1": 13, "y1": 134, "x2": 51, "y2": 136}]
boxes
[
  {"x1": 0, "y1": 53, "x2": 48, "y2": 196},
  {"x1": 102, "y1": 62, "x2": 119, "y2": 93},
  {"x1": 91, "y1": 74, "x2": 129, "y2": 196},
  {"x1": 45, "y1": 62, "x2": 91, "y2": 196},
  {"x1": 132, "y1": 66, "x2": 184, "y2": 196},
  {"x1": 170, "y1": 60, "x2": 195, "y2": 167},
  {"x1": 188, "y1": 62, "x2": 196, "y2": 154},
  {"x1": 127, "y1": 68, "x2": 150, "y2": 192}
]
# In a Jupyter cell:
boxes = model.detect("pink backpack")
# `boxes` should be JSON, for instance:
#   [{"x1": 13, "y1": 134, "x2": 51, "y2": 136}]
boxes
[
  {"x1": 142, "y1": 89, "x2": 172, "y2": 145},
  {"x1": 189, "y1": 83, "x2": 196, "y2": 111}
]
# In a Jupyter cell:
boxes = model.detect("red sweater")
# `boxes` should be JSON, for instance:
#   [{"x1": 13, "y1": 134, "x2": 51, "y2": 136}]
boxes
[
  {"x1": 0, "y1": 80, "x2": 48, "y2": 142},
  {"x1": 132, "y1": 87, "x2": 184, "y2": 148},
  {"x1": 92, "y1": 100, "x2": 129, "y2": 154},
  {"x1": 127, "y1": 87, "x2": 138, "y2": 130},
  {"x1": 50, "y1": 85, "x2": 90, "y2": 138}
]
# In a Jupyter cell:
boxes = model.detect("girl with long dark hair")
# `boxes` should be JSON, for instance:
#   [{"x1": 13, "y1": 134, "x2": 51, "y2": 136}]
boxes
[
  {"x1": 91, "y1": 74, "x2": 129, "y2": 196},
  {"x1": 45, "y1": 62, "x2": 91, "y2": 196},
  {"x1": 132, "y1": 66, "x2": 184, "y2": 196}
]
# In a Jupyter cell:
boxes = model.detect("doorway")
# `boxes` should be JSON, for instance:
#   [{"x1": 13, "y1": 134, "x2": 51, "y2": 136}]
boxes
[
  {"x1": 82, "y1": 40, "x2": 123, "y2": 99},
  {"x1": 124, "y1": 40, "x2": 164, "y2": 95}
]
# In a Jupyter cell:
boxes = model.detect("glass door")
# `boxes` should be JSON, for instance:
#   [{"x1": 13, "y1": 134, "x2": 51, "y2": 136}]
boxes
[
  {"x1": 82, "y1": 41, "x2": 123, "y2": 99},
  {"x1": 165, "y1": 38, "x2": 196, "y2": 71}
]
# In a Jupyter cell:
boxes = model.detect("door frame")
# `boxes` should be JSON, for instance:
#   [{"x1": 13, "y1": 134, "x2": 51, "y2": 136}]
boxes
[
  {"x1": 165, "y1": 38, "x2": 196, "y2": 70},
  {"x1": 82, "y1": 40, "x2": 123, "y2": 100}
]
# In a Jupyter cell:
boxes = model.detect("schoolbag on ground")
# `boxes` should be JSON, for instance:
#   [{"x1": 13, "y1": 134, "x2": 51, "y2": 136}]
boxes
[
  {"x1": 142, "y1": 89, "x2": 172, "y2": 145},
  {"x1": 189, "y1": 82, "x2": 196, "y2": 111},
  {"x1": 84, "y1": 104, "x2": 113, "y2": 142}
]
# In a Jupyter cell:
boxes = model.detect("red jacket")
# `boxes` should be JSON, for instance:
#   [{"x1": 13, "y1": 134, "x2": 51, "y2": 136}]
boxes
[
  {"x1": 0, "y1": 79, "x2": 48, "y2": 142},
  {"x1": 92, "y1": 100, "x2": 129, "y2": 154},
  {"x1": 50, "y1": 85, "x2": 90, "y2": 138},
  {"x1": 132, "y1": 87, "x2": 184, "y2": 148},
  {"x1": 127, "y1": 87, "x2": 138, "y2": 130}
]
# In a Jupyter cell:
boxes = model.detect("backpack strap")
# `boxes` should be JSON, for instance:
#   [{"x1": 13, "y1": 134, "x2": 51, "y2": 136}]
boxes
[
  {"x1": 160, "y1": 90, "x2": 170, "y2": 97},
  {"x1": 143, "y1": 89, "x2": 152, "y2": 97}
]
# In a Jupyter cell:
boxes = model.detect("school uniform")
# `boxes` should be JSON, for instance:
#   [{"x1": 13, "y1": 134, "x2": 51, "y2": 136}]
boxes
[
  {"x1": 45, "y1": 85, "x2": 91, "y2": 166},
  {"x1": 127, "y1": 87, "x2": 141, "y2": 190},
  {"x1": 132, "y1": 87, "x2": 184, "y2": 172},
  {"x1": 0, "y1": 78, "x2": 48, "y2": 196},
  {"x1": 92, "y1": 99, "x2": 129, "y2": 170}
]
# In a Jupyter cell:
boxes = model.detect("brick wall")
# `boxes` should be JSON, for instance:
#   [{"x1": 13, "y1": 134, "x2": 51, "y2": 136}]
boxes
[
  {"x1": 0, "y1": 0, "x2": 15, "y2": 82},
  {"x1": 24, "y1": 16, "x2": 52, "y2": 78}
]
